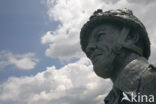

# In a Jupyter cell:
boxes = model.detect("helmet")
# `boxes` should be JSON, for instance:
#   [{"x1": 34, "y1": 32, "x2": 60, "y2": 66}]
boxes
[{"x1": 80, "y1": 8, "x2": 150, "y2": 59}]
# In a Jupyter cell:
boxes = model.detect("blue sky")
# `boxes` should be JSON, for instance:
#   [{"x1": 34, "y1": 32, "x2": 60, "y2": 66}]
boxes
[
  {"x1": 0, "y1": 0, "x2": 62, "y2": 83},
  {"x1": 0, "y1": 0, "x2": 156, "y2": 104}
]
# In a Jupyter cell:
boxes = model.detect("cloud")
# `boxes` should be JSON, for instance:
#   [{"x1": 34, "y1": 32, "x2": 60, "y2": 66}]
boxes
[
  {"x1": 0, "y1": 50, "x2": 39, "y2": 70},
  {"x1": 127, "y1": 0, "x2": 156, "y2": 4},
  {"x1": 0, "y1": 58, "x2": 112, "y2": 104},
  {"x1": 41, "y1": 31, "x2": 85, "y2": 61}
]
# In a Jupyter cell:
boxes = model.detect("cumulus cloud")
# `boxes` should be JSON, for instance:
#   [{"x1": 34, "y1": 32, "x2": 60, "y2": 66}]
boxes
[
  {"x1": 41, "y1": 0, "x2": 156, "y2": 62},
  {"x1": 41, "y1": 31, "x2": 84, "y2": 61},
  {"x1": 0, "y1": 58, "x2": 112, "y2": 104},
  {"x1": 127, "y1": 0, "x2": 156, "y2": 4},
  {"x1": 0, "y1": 50, "x2": 39, "y2": 70}
]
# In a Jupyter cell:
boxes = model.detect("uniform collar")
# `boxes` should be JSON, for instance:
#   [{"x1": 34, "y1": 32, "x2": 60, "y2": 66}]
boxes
[{"x1": 114, "y1": 57, "x2": 149, "y2": 92}]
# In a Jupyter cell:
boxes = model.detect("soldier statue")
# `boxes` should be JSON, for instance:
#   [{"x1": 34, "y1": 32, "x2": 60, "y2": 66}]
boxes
[{"x1": 80, "y1": 8, "x2": 156, "y2": 104}]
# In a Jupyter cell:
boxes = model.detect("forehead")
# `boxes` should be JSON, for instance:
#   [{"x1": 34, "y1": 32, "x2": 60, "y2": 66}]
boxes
[{"x1": 91, "y1": 23, "x2": 120, "y2": 34}]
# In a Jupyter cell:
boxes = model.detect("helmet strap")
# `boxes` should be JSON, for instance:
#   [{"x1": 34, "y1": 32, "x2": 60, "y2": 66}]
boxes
[
  {"x1": 123, "y1": 44, "x2": 143, "y2": 56},
  {"x1": 113, "y1": 26, "x2": 143, "y2": 56},
  {"x1": 113, "y1": 26, "x2": 130, "y2": 54}
]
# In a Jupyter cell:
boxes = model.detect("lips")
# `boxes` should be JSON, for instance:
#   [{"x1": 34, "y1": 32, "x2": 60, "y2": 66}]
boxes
[{"x1": 90, "y1": 52, "x2": 102, "y2": 64}]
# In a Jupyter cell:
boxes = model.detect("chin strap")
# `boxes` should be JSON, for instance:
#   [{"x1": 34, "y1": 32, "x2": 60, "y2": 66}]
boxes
[
  {"x1": 123, "y1": 44, "x2": 143, "y2": 56},
  {"x1": 114, "y1": 27, "x2": 143, "y2": 56}
]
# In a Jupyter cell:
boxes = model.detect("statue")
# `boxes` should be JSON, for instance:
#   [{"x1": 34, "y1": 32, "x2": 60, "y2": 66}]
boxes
[{"x1": 80, "y1": 8, "x2": 156, "y2": 104}]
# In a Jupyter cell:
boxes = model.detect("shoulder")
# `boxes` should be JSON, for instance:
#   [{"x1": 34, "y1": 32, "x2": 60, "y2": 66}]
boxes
[
  {"x1": 142, "y1": 64, "x2": 156, "y2": 78},
  {"x1": 139, "y1": 64, "x2": 156, "y2": 95}
]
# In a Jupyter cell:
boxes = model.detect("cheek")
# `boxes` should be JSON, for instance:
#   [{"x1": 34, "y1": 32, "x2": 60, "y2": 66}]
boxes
[
  {"x1": 98, "y1": 35, "x2": 116, "y2": 45},
  {"x1": 106, "y1": 36, "x2": 118, "y2": 47},
  {"x1": 96, "y1": 41, "x2": 113, "y2": 53}
]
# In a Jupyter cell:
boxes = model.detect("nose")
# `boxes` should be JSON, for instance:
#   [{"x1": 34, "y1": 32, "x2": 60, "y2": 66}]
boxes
[{"x1": 85, "y1": 43, "x2": 96, "y2": 57}]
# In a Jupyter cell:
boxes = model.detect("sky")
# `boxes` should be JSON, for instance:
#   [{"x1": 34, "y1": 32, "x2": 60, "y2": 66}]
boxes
[{"x1": 0, "y1": 0, "x2": 156, "y2": 104}]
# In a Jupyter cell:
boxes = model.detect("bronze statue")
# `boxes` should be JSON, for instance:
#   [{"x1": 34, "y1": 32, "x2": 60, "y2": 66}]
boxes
[{"x1": 80, "y1": 9, "x2": 156, "y2": 104}]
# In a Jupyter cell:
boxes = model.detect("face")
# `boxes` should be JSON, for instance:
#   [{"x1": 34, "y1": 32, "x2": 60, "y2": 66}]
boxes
[{"x1": 85, "y1": 23, "x2": 121, "y2": 78}]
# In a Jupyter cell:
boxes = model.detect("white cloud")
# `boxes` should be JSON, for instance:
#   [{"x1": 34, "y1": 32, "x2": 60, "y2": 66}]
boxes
[
  {"x1": 127, "y1": 0, "x2": 156, "y2": 4},
  {"x1": 0, "y1": 58, "x2": 112, "y2": 104},
  {"x1": 0, "y1": 50, "x2": 39, "y2": 70},
  {"x1": 41, "y1": 31, "x2": 85, "y2": 61}
]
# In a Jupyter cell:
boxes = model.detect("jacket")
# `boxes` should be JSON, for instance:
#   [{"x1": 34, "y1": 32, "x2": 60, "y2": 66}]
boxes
[{"x1": 104, "y1": 57, "x2": 156, "y2": 104}]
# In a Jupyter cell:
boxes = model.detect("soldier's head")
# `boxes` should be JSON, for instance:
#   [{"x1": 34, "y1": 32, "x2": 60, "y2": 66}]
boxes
[{"x1": 80, "y1": 9, "x2": 150, "y2": 78}]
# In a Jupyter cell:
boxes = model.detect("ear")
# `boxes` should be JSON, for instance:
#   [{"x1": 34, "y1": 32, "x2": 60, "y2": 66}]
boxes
[{"x1": 125, "y1": 30, "x2": 139, "y2": 45}]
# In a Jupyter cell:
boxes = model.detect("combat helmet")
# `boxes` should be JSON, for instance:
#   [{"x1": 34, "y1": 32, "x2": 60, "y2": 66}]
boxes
[{"x1": 80, "y1": 8, "x2": 150, "y2": 59}]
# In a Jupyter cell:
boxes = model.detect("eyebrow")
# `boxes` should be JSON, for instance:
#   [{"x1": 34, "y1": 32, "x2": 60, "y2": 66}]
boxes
[
  {"x1": 94, "y1": 30, "x2": 107, "y2": 37},
  {"x1": 91, "y1": 27, "x2": 108, "y2": 37}
]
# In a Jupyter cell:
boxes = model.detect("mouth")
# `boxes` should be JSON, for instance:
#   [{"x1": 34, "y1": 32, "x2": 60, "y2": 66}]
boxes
[{"x1": 90, "y1": 53, "x2": 103, "y2": 64}]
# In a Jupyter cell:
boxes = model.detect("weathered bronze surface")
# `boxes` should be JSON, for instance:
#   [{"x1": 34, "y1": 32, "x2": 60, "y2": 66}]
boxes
[{"x1": 80, "y1": 9, "x2": 156, "y2": 104}]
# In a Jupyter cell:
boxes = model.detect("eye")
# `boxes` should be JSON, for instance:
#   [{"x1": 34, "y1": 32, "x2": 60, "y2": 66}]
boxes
[{"x1": 97, "y1": 32, "x2": 106, "y2": 41}]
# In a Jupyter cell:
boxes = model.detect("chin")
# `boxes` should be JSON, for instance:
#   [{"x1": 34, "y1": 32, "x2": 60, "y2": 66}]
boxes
[
  {"x1": 91, "y1": 52, "x2": 115, "y2": 78},
  {"x1": 93, "y1": 63, "x2": 113, "y2": 78}
]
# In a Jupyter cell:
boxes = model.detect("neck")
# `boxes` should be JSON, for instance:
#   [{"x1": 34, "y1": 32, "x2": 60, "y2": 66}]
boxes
[{"x1": 110, "y1": 50, "x2": 140, "y2": 82}]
